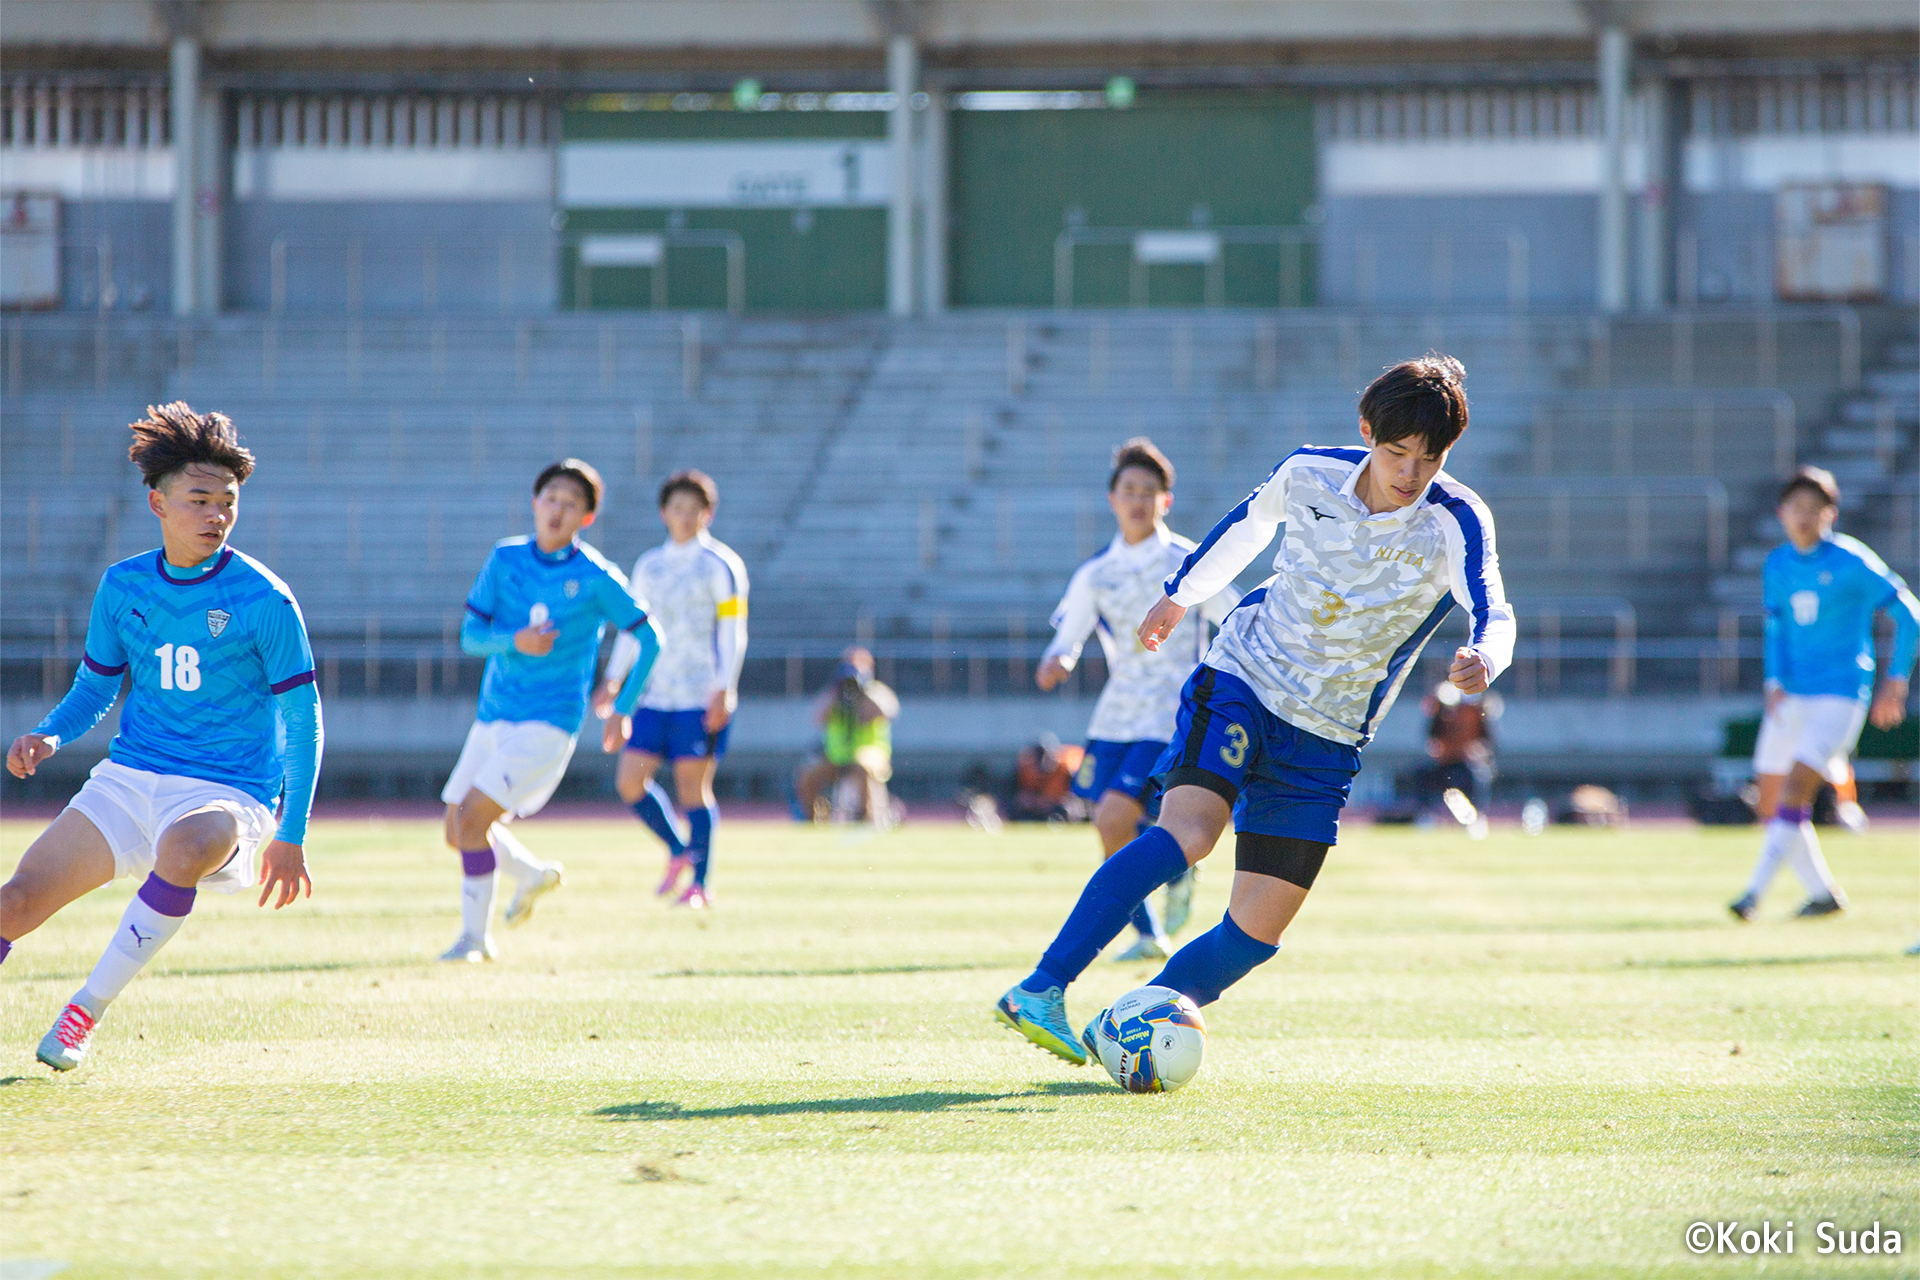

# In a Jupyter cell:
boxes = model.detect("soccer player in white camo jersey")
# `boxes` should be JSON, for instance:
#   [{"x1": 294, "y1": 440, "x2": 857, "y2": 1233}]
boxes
[
  {"x1": 1037, "y1": 438, "x2": 1238, "y2": 961},
  {"x1": 998, "y1": 355, "x2": 1517, "y2": 1065},
  {"x1": 598, "y1": 469, "x2": 749, "y2": 910}
]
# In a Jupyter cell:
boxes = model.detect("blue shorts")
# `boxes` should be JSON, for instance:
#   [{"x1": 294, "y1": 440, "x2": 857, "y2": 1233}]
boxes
[
  {"x1": 1150, "y1": 665, "x2": 1361, "y2": 846},
  {"x1": 1072, "y1": 739, "x2": 1169, "y2": 804},
  {"x1": 627, "y1": 708, "x2": 731, "y2": 762}
]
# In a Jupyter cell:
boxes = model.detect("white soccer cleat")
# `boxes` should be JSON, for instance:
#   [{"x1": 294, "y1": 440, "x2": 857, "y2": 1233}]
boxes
[
  {"x1": 504, "y1": 864, "x2": 564, "y2": 928},
  {"x1": 438, "y1": 933, "x2": 497, "y2": 963},
  {"x1": 36, "y1": 1002, "x2": 98, "y2": 1072},
  {"x1": 1835, "y1": 800, "x2": 1869, "y2": 834},
  {"x1": 1161, "y1": 867, "x2": 1198, "y2": 936},
  {"x1": 1441, "y1": 787, "x2": 1480, "y2": 828},
  {"x1": 1113, "y1": 935, "x2": 1169, "y2": 963}
]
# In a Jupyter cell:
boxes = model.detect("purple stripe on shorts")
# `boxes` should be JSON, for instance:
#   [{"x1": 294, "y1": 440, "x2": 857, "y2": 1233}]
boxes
[
  {"x1": 461, "y1": 848, "x2": 496, "y2": 877},
  {"x1": 83, "y1": 653, "x2": 129, "y2": 677},
  {"x1": 269, "y1": 669, "x2": 317, "y2": 695},
  {"x1": 137, "y1": 871, "x2": 198, "y2": 918},
  {"x1": 1776, "y1": 805, "x2": 1810, "y2": 825}
]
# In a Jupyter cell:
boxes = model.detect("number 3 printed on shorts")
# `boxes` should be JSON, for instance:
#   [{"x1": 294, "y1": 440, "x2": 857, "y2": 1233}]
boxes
[
  {"x1": 153, "y1": 643, "x2": 203, "y2": 691},
  {"x1": 1219, "y1": 722, "x2": 1249, "y2": 769}
]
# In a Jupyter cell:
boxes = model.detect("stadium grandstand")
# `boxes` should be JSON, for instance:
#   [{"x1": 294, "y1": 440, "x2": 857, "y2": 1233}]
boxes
[{"x1": 3, "y1": 0, "x2": 1916, "y2": 803}]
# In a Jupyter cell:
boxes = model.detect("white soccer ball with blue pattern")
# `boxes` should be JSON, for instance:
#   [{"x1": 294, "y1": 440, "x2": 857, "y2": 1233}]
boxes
[{"x1": 1092, "y1": 984, "x2": 1207, "y2": 1093}]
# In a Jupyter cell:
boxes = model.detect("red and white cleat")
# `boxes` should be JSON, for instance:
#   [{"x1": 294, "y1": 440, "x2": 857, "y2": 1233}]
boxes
[
  {"x1": 656, "y1": 855, "x2": 694, "y2": 898},
  {"x1": 672, "y1": 883, "x2": 710, "y2": 911},
  {"x1": 37, "y1": 1002, "x2": 98, "y2": 1072}
]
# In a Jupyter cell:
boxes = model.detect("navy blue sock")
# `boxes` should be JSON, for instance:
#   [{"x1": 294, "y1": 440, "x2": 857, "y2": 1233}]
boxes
[
  {"x1": 633, "y1": 783, "x2": 687, "y2": 856},
  {"x1": 1021, "y1": 826, "x2": 1188, "y2": 992},
  {"x1": 1150, "y1": 911, "x2": 1279, "y2": 1007},
  {"x1": 687, "y1": 805, "x2": 716, "y2": 887}
]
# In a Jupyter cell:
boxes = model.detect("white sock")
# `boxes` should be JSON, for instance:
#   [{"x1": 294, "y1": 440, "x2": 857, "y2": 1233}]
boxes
[
  {"x1": 488, "y1": 823, "x2": 550, "y2": 888},
  {"x1": 460, "y1": 870, "x2": 498, "y2": 941},
  {"x1": 1742, "y1": 818, "x2": 1800, "y2": 900},
  {"x1": 1787, "y1": 823, "x2": 1844, "y2": 903},
  {"x1": 75, "y1": 877, "x2": 193, "y2": 1015}
]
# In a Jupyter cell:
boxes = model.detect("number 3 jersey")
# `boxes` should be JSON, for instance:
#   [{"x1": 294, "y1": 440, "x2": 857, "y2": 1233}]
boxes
[
  {"x1": 1164, "y1": 446, "x2": 1517, "y2": 748},
  {"x1": 1042, "y1": 526, "x2": 1239, "y2": 744},
  {"x1": 45, "y1": 547, "x2": 317, "y2": 806}
]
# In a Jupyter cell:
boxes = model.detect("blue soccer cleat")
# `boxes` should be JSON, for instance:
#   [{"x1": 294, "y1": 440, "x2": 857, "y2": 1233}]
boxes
[{"x1": 994, "y1": 983, "x2": 1087, "y2": 1066}]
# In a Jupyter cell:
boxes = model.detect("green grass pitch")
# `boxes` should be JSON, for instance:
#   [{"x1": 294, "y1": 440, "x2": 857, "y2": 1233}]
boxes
[{"x1": 2, "y1": 815, "x2": 1915, "y2": 1279}]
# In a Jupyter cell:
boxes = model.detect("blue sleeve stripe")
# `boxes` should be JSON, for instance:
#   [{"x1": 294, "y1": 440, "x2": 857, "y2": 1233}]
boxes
[
  {"x1": 1361, "y1": 596, "x2": 1457, "y2": 738},
  {"x1": 466, "y1": 602, "x2": 493, "y2": 623},
  {"x1": 83, "y1": 653, "x2": 128, "y2": 677},
  {"x1": 1293, "y1": 445, "x2": 1368, "y2": 462},
  {"x1": 703, "y1": 548, "x2": 738, "y2": 595},
  {"x1": 269, "y1": 669, "x2": 317, "y2": 695},
  {"x1": 1227, "y1": 585, "x2": 1268, "y2": 617},
  {"x1": 1430, "y1": 484, "x2": 1491, "y2": 626},
  {"x1": 1166, "y1": 489, "x2": 1258, "y2": 595}
]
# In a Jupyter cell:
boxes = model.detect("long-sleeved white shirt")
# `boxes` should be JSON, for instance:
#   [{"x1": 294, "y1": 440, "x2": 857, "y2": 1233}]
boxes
[
  {"x1": 1043, "y1": 525, "x2": 1239, "y2": 743},
  {"x1": 608, "y1": 530, "x2": 749, "y2": 712},
  {"x1": 1165, "y1": 445, "x2": 1516, "y2": 747}
]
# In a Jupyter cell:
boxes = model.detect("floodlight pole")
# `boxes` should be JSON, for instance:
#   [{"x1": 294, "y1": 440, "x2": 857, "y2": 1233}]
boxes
[
  {"x1": 887, "y1": 33, "x2": 918, "y2": 317},
  {"x1": 1596, "y1": 24, "x2": 1631, "y2": 314}
]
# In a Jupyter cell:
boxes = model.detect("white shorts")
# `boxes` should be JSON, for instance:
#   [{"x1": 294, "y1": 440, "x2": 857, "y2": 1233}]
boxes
[
  {"x1": 1752, "y1": 693, "x2": 1867, "y2": 782},
  {"x1": 66, "y1": 760, "x2": 278, "y2": 894},
  {"x1": 440, "y1": 719, "x2": 577, "y2": 818}
]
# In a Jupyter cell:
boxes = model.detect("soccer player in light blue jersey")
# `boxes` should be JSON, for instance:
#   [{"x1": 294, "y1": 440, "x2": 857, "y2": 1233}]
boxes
[
  {"x1": 439, "y1": 459, "x2": 662, "y2": 962},
  {"x1": 3, "y1": 404, "x2": 323, "y2": 1071},
  {"x1": 1729, "y1": 467, "x2": 1918, "y2": 922},
  {"x1": 998, "y1": 356, "x2": 1515, "y2": 1065}
]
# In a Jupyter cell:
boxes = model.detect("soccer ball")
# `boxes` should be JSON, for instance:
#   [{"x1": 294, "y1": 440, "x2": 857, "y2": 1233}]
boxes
[{"x1": 1090, "y1": 985, "x2": 1207, "y2": 1093}]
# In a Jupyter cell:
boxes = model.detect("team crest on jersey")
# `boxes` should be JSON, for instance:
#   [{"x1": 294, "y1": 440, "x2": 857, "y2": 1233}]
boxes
[
  {"x1": 564, "y1": 579, "x2": 580, "y2": 599},
  {"x1": 206, "y1": 608, "x2": 232, "y2": 638}
]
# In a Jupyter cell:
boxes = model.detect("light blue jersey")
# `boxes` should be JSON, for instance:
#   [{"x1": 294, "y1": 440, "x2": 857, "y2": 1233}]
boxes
[
  {"x1": 1763, "y1": 533, "x2": 1920, "y2": 700},
  {"x1": 36, "y1": 547, "x2": 319, "y2": 810},
  {"x1": 461, "y1": 537, "x2": 649, "y2": 734}
]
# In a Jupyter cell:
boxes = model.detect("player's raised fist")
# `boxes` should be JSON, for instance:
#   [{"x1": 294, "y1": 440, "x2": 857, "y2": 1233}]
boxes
[
  {"x1": 513, "y1": 621, "x2": 558, "y2": 656},
  {"x1": 1448, "y1": 647, "x2": 1491, "y2": 695},
  {"x1": 1034, "y1": 656, "x2": 1071, "y2": 691},
  {"x1": 1136, "y1": 595, "x2": 1188, "y2": 653},
  {"x1": 6, "y1": 732, "x2": 58, "y2": 779}
]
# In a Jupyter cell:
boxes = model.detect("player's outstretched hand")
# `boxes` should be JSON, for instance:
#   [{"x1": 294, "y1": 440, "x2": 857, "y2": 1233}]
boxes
[
  {"x1": 601, "y1": 712, "x2": 630, "y2": 754},
  {"x1": 1136, "y1": 595, "x2": 1188, "y2": 653},
  {"x1": 704, "y1": 691, "x2": 734, "y2": 733},
  {"x1": 514, "y1": 621, "x2": 558, "y2": 656},
  {"x1": 1035, "y1": 657, "x2": 1071, "y2": 691},
  {"x1": 256, "y1": 840, "x2": 312, "y2": 909},
  {"x1": 1448, "y1": 647, "x2": 1491, "y2": 695},
  {"x1": 6, "y1": 733, "x2": 57, "y2": 779},
  {"x1": 589, "y1": 684, "x2": 616, "y2": 719},
  {"x1": 1869, "y1": 677, "x2": 1909, "y2": 731}
]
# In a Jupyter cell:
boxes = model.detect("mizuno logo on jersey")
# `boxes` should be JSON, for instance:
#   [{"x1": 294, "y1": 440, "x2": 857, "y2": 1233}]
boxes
[
  {"x1": 1306, "y1": 506, "x2": 1337, "y2": 521},
  {"x1": 206, "y1": 609, "x2": 232, "y2": 637}
]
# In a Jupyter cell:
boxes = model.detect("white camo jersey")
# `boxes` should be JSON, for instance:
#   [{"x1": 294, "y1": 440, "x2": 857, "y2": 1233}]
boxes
[
  {"x1": 1043, "y1": 526, "x2": 1240, "y2": 743},
  {"x1": 608, "y1": 530, "x2": 749, "y2": 712},
  {"x1": 1165, "y1": 445, "x2": 1516, "y2": 747}
]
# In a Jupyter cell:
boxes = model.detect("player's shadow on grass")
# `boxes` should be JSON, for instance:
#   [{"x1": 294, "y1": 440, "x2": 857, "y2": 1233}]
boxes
[
  {"x1": 20, "y1": 958, "x2": 395, "y2": 983},
  {"x1": 655, "y1": 962, "x2": 1002, "y2": 979},
  {"x1": 1623, "y1": 952, "x2": 1897, "y2": 970},
  {"x1": 595, "y1": 1081, "x2": 1110, "y2": 1122}
]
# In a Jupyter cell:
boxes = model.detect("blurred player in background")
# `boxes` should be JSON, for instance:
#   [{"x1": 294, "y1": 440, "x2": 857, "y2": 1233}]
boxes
[
  {"x1": 997, "y1": 355, "x2": 1515, "y2": 1064},
  {"x1": 599, "y1": 469, "x2": 748, "y2": 910},
  {"x1": 2, "y1": 404, "x2": 323, "y2": 1070},
  {"x1": 441, "y1": 459, "x2": 660, "y2": 962},
  {"x1": 1728, "y1": 466, "x2": 1918, "y2": 923},
  {"x1": 1036, "y1": 438, "x2": 1237, "y2": 961}
]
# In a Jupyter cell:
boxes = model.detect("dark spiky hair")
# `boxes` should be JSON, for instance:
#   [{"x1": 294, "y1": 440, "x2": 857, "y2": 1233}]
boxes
[
  {"x1": 534, "y1": 458, "x2": 605, "y2": 512},
  {"x1": 127, "y1": 402, "x2": 255, "y2": 488},
  {"x1": 1358, "y1": 353, "x2": 1469, "y2": 455},
  {"x1": 659, "y1": 469, "x2": 718, "y2": 512},
  {"x1": 1779, "y1": 464, "x2": 1839, "y2": 509},
  {"x1": 1109, "y1": 437, "x2": 1174, "y2": 492}
]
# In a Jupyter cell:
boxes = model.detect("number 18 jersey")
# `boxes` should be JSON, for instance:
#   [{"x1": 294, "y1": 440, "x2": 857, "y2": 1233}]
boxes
[{"x1": 68, "y1": 547, "x2": 317, "y2": 806}]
